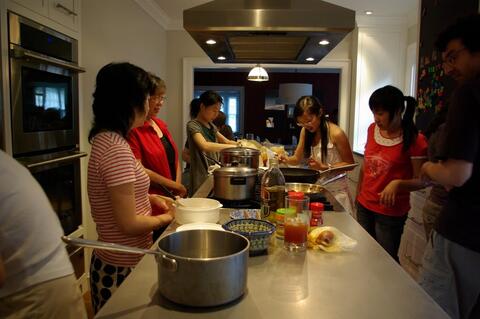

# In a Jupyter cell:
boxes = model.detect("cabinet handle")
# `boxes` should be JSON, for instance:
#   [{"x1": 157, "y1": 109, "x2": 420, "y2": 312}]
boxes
[
  {"x1": 405, "y1": 255, "x2": 422, "y2": 268},
  {"x1": 408, "y1": 216, "x2": 424, "y2": 226},
  {"x1": 56, "y1": 3, "x2": 78, "y2": 16}
]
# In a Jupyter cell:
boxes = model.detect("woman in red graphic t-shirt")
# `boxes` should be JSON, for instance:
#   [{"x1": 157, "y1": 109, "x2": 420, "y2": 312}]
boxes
[{"x1": 356, "y1": 85, "x2": 428, "y2": 262}]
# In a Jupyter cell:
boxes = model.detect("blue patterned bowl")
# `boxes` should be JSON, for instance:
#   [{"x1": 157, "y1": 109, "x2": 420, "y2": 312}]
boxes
[{"x1": 222, "y1": 219, "x2": 276, "y2": 256}]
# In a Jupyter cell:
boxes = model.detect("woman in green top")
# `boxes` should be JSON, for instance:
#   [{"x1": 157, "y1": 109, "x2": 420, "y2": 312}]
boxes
[{"x1": 186, "y1": 91, "x2": 237, "y2": 195}]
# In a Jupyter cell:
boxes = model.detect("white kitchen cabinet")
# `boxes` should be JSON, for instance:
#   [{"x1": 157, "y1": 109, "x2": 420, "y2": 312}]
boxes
[
  {"x1": 399, "y1": 189, "x2": 428, "y2": 281},
  {"x1": 10, "y1": 0, "x2": 48, "y2": 16},
  {"x1": 9, "y1": 0, "x2": 80, "y2": 33},
  {"x1": 47, "y1": 0, "x2": 79, "y2": 31}
]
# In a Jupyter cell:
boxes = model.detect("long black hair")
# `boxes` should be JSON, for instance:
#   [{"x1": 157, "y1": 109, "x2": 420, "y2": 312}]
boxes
[
  {"x1": 294, "y1": 96, "x2": 329, "y2": 161},
  {"x1": 88, "y1": 62, "x2": 152, "y2": 142},
  {"x1": 190, "y1": 90, "x2": 223, "y2": 118},
  {"x1": 369, "y1": 85, "x2": 418, "y2": 152}
]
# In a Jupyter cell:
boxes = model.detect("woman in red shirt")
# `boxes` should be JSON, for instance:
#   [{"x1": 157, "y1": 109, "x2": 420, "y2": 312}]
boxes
[
  {"x1": 356, "y1": 85, "x2": 428, "y2": 262},
  {"x1": 128, "y1": 75, "x2": 186, "y2": 209}
]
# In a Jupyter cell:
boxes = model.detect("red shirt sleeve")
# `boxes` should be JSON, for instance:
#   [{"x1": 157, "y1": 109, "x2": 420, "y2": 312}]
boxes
[
  {"x1": 127, "y1": 129, "x2": 143, "y2": 161},
  {"x1": 409, "y1": 133, "x2": 428, "y2": 159}
]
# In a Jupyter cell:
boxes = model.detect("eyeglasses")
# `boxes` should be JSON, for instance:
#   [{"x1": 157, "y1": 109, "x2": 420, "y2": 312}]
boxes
[
  {"x1": 443, "y1": 47, "x2": 467, "y2": 66},
  {"x1": 151, "y1": 95, "x2": 167, "y2": 102},
  {"x1": 296, "y1": 116, "x2": 316, "y2": 127}
]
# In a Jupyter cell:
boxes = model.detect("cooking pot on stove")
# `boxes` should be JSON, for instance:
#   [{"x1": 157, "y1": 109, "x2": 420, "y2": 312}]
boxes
[
  {"x1": 62, "y1": 230, "x2": 249, "y2": 307},
  {"x1": 213, "y1": 166, "x2": 258, "y2": 201},
  {"x1": 220, "y1": 147, "x2": 260, "y2": 168}
]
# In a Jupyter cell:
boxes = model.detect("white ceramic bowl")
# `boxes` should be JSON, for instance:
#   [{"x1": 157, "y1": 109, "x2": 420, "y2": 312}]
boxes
[
  {"x1": 176, "y1": 223, "x2": 224, "y2": 232},
  {"x1": 175, "y1": 198, "x2": 222, "y2": 225}
]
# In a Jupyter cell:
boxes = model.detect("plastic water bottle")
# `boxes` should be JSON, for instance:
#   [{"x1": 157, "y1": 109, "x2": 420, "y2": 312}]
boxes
[{"x1": 261, "y1": 158, "x2": 286, "y2": 223}]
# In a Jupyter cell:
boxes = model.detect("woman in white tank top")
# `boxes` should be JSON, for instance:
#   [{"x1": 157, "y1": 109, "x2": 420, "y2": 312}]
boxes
[{"x1": 280, "y1": 96, "x2": 355, "y2": 215}]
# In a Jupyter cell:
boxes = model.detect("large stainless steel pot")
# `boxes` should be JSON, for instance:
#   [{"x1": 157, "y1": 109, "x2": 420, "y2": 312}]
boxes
[
  {"x1": 62, "y1": 230, "x2": 249, "y2": 307},
  {"x1": 213, "y1": 166, "x2": 257, "y2": 200},
  {"x1": 157, "y1": 230, "x2": 249, "y2": 306},
  {"x1": 220, "y1": 147, "x2": 260, "y2": 168}
]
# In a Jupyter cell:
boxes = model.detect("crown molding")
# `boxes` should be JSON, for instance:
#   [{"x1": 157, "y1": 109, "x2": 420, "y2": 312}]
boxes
[
  {"x1": 134, "y1": 0, "x2": 171, "y2": 30},
  {"x1": 356, "y1": 14, "x2": 408, "y2": 28}
]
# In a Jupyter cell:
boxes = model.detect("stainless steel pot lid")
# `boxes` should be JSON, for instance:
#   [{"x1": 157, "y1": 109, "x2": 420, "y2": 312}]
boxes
[
  {"x1": 213, "y1": 166, "x2": 258, "y2": 177},
  {"x1": 220, "y1": 147, "x2": 260, "y2": 156}
]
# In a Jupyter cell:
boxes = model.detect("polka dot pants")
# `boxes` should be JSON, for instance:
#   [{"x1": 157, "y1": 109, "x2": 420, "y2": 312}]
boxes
[{"x1": 90, "y1": 252, "x2": 131, "y2": 313}]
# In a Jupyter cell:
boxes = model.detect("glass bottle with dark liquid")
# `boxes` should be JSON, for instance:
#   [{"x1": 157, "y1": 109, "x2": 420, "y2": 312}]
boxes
[{"x1": 261, "y1": 158, "x2": 285, "y2": 222}]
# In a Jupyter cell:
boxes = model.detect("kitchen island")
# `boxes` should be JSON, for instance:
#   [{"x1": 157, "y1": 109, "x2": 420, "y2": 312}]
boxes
[{"x1": 96, "y1": 209, "x2": 448, "y2": 318}]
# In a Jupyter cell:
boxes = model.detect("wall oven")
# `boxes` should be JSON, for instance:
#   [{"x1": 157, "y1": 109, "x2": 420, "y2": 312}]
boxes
[{"x1": 8, "y1": 12, "x2": 85, "y2": 157}]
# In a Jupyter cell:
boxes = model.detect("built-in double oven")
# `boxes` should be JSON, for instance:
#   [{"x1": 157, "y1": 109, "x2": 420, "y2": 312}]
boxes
[{"x1": 8, "y1": 12, "x2": 86, "y2": 237}]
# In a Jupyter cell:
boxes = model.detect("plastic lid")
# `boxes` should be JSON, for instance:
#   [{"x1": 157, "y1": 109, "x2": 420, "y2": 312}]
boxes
[
  {"x1": 310, "y1": 202, "x2": 324, "y2": 211},
  {"x1": 287, "y1": 191, "x2": 305, "y2": 199},
  {"x1": 275, "y1": 208, "x2": 296, "y2": 221}
]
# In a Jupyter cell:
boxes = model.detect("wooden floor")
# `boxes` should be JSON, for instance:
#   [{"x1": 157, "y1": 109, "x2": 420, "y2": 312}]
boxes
[{"x1": 83, "y1": 290, "x2": 94, "y2": 319}]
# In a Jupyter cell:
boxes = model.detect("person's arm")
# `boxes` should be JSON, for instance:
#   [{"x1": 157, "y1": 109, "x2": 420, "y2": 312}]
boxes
[
  {"x1": 422, "y1": 159, "x2": 473, "y2": 188},
  {"x1": 143, "y1": 165, "x2": 187, "y2": 197},
  {"x1": 108, "y1": 183, "x2": 172, "y2": 235},
  {"x1": 176, "y1": 162, "x2": 182, "y2": 184},
  {"x1": 379, "y1": 158, "x2": 427, "y2": 207},
  {"x1": 281, "y1": 128, "x2": 305, "y2": 165},
  {"x1": 192, "y1": 132, "x2": 236, "y2": 152},
  {"x1": 0, "y1": 255, "x2": 6, "y2": 288},
  {"x1": 216, "y1": 131, "x2": 237, "y2": 145}
]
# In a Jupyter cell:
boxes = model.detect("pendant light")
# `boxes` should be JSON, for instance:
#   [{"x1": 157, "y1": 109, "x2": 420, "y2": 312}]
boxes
[{"x1": 247, "y1": 64, "x2": 269, "y2": 82}]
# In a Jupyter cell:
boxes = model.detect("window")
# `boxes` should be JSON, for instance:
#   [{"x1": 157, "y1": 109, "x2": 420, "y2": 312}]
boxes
[{"x1": 194, "y1": 86, "x2": 244, "y2": 134}]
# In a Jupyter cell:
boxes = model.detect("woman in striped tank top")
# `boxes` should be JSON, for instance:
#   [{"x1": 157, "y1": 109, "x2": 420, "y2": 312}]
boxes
[{"x1": 87, "y1": 62, "x2": 174, "y2": 313}]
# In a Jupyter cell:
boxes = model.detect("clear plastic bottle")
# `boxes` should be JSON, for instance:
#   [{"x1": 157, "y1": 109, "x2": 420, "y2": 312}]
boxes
[{"x1": 261, "y1": 158, "x2": 286, "y2": 223}]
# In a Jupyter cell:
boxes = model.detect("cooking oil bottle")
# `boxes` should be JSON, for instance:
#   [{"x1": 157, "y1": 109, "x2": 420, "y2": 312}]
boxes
[{"x1": 260, "y1": 158, "x2": 285, "y2": 223}]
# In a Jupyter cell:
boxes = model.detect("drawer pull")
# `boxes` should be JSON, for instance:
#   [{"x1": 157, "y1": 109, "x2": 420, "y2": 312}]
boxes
[{"x1": 56, "y1": 3, "x2": 78, "y2": 16}]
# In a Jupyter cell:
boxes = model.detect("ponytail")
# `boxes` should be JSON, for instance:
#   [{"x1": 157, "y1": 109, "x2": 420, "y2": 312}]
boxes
[
  {"x1": 189, "y1": 98, "x2": 201, "y2": 119},
  {"x1": 401, "y1": 96, "x2": 418, "y2": 152}
]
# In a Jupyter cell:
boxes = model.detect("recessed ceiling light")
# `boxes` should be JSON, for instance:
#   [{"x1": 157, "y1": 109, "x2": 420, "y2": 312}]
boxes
[
  {"x1": 206, "y1": 39, "x2": 216, "y2": 45},
  {"x1": 365, "y1": 10, "x2": 373, "y2": 15},
  {"x1": 319, "y1": 40, "x2": 330, "y2": 46},
  {"x1": 306, "y1": 57, "x2": 315, "y2": 61},
  {"x1": 217, "y1": 56, "x2": 226, "y2": 60}
]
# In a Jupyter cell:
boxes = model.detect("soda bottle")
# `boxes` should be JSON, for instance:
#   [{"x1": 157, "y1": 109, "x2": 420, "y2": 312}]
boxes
[{"x1": 261, "y1": 158, "x2": 286, "y2": 222}]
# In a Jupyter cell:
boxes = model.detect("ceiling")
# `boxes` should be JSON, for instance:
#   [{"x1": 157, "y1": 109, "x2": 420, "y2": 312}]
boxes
[{"x1": 153, "y1": 0, "x2": 419, "y2": 25}]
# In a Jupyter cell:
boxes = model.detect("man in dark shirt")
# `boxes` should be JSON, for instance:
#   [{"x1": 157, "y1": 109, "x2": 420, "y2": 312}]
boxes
[{"x1": 419, "y1": 14, "x2": 480, "y2": 319}]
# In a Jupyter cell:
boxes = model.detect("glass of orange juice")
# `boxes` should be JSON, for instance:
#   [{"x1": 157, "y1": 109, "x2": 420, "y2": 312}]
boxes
[{"x1": 284, "y1": 210, "x2": 310, "y2": 252}]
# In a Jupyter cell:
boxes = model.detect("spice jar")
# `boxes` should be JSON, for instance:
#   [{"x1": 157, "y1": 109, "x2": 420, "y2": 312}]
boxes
[{"x1": 310, "y1": 202, "x2": 324, "y2": 227}]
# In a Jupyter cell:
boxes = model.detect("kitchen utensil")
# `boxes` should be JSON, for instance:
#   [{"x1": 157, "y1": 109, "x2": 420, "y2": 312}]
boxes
[
  {"x1": 285, "y1": 183, "x2": 324, "y2": 194},
  {"x1": 157, "y1": 230, "x2": 249, "y2": 306},
  {"x1": 203, "y1": 153, "x2": 223, "y2": 167},
  {"x1": 63, "y1": 230, "x2": 250, "y2": 307},
  {"x1": 223, "y1": 218, "x2": 276, "y2": 256},
  {"x1": 220, "y1": 147, "x2": 260, "y2": 168},
  {"x1": 174, "y1": 198, "x2": 222, "y2": 224},
  {"x1": 156, "y1": 184, "x2": 186, "y2": 207},
  {"x1": 320, "y1": 172, "x2": 347, "y2": 187},
  {"x1": 213, "y1": 166, "x2": 258, "y2": 201},
  {"x1": 280, "y1": 167, "x2": 320, "y2": 183}
]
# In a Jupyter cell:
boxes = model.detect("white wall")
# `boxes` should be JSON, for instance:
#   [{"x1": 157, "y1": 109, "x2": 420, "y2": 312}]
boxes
[
  {"x1": 351, "y1": 16, "x2": 408, "y2": 154},
  {"x1": 80, "y1": 0, "x2": 167, "y2": 239}
]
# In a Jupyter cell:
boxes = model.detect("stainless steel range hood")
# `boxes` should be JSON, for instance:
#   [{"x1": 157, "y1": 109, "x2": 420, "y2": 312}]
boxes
[{"x1": 183, "y1": 0, "x2": 355, "y2": 64}]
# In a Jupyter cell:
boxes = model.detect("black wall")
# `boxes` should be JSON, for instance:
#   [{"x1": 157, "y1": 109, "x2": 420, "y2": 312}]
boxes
[{"x1": 194, "y1": 70, "x2": 340, "y2": 144}]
